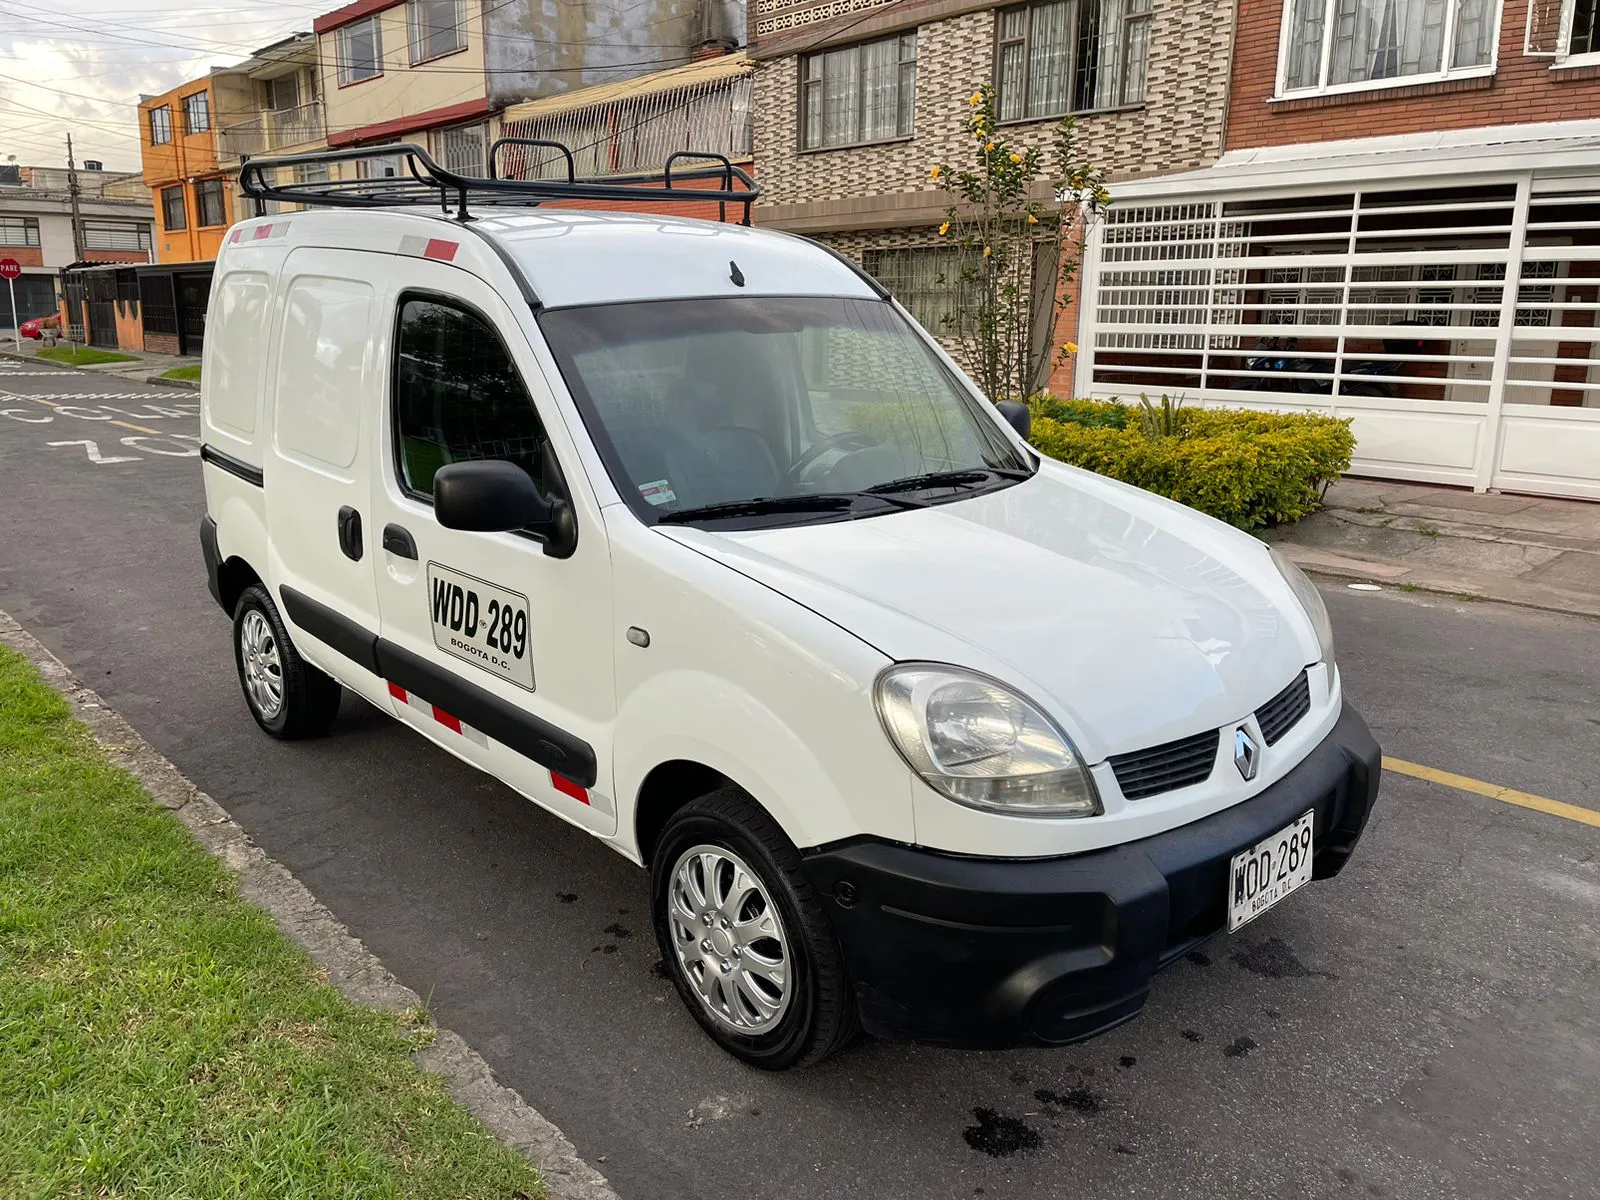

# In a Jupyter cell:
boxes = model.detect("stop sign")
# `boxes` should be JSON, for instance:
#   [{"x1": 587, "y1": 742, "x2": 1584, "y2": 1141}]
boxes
[{"x1": 0, "y1": 259, "x2": 20, "y2": 281}]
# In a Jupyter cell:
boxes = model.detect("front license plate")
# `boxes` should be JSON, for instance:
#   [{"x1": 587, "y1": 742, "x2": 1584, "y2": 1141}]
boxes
[
  {"x1": 1228, "y1": 810, "x2": 1315, "y2": 933},
  {"x1": 427, "y1": 563, "x2": 535, "y2": 691}
]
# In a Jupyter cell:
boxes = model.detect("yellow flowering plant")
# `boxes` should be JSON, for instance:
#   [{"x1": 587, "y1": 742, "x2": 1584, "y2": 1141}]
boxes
[{"x1": 925, "y1": 83, "x2": 1110, "y2": 405}]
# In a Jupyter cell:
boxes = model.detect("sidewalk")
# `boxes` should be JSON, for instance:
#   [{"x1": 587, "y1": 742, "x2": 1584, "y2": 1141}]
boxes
[
  {"x1": 1267, "y1": 478, "x2": 1600, "y2": 619},
  {"x1": 2, "y1": 341, "x2": 199, "y2": 389}
]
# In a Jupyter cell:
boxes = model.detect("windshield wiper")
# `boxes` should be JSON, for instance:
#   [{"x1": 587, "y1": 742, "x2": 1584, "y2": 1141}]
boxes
[
  {"x1": 863, "y1": 466, "x2": 1034, "y2": 496},
  {"x1": 655, "y1": 491, "x2": 924, "y2": 525}
]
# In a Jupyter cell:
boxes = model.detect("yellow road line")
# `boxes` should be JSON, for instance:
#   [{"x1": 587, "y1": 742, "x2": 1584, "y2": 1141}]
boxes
[
  {"x1": 22, "y1": 396, "x2": 161, "y2": 436},
  {"x1": 1384, "y1": 757, "x2": 1600, "y2": 829}
]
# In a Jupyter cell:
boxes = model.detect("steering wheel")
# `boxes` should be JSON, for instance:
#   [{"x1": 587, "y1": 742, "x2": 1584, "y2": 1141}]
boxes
[{"x1": 781, "y1": 431, "x2": 877, "y2": 487}]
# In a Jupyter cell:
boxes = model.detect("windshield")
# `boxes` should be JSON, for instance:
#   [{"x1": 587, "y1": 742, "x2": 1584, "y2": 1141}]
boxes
[{"x1": 540, "y1": 296, "x2": 1031, "y2": 527}]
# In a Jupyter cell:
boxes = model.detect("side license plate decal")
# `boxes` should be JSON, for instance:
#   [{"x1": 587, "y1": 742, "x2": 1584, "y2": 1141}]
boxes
[{"x1": 426, "y1": 562, "x2": 535, "y2": 692}]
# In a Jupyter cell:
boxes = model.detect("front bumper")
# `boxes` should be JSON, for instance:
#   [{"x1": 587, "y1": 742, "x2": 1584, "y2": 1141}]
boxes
[{"x1": 802, "y1": 702, "x2": 1381, "y2": 1049}]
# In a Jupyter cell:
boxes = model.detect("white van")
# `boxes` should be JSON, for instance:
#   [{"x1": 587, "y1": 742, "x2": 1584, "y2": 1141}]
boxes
[{"x1": 200, "y1": 147, "x2": 1380, "y2": 1069}]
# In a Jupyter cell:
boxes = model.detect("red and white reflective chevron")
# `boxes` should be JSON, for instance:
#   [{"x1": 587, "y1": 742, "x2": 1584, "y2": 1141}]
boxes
[
  {"x1": 387, "y1": 682, "x2": 489, "y2": 748},
  {"x1": 384, "y1": 680, "x2": 614, "y2": 817}
]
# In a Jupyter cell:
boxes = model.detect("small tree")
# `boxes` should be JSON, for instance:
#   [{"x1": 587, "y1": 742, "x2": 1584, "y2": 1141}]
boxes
[{"x1": 929, "y1": 84, "x2": 1110, "y2": 403}]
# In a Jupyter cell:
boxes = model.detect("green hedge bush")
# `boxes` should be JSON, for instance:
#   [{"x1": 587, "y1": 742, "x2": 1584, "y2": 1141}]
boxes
[{"x1": 1025, "y1": 399, "x2": 1354, "y2": 530}]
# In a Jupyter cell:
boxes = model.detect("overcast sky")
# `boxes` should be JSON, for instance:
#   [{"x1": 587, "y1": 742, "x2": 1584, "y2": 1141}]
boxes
[{"x1": 0, "y1": 0, "x2": 316, "y2": 173}]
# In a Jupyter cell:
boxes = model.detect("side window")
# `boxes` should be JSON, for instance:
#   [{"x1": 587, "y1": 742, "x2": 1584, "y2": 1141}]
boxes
[{"x1": 394, "y1": 296, "x2": 550, "y2": 498}]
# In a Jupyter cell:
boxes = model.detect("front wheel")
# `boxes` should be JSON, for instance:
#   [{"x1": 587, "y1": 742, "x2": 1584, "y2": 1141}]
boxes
[
  {"x1": 651, "y1": 788, "x2": 858, "y2": 1069},
  {"x1": 232, "y1": 584, "x2": 343, "y2": 739}
]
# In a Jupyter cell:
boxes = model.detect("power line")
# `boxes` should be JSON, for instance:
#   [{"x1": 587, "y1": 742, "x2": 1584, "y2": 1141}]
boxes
[{"x1": 0, "y1": 0, "x2": 696, "y2": 79}]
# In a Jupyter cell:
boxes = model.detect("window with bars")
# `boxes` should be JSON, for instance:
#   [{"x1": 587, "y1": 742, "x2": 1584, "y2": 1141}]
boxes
[
  {"x1": 182, "y1": 91, "x2": 211, "y2": 134},
  {"x1": 82, "y1": 222, "x2": 152, "y2": 252},
  {"x1": 195, "y1": 179, "x2": 226, "y2": 228},
  {"x1": 994, "y1": 0, "x2": 1152, "y2": 122},
  {"x1": 1280, "y1": 0, "x2": 1499, "y2": 96},
  {"x1": 0, "y1": 217, "x2": 40, "y2": 247},
  {"x1": 436, "y1": 122, "x2": 486, "y2": 177},
  {"x1": 337, "y1": 16, "x2": 384, "y2": 86},
  {"x1": 149, "y1": 105, "x2": 173, "y2": 145},
  {"x1": 161, "y1": 185, "x2": 187, "y2": 232},
  {"x1": 800, "y1": 32, "x2": 917, "y2": 150},
  {"x1": 409, "y1": 0, "x2": 465, "y2": 64},
  {"x1": 862, "y1": 246, "x2": 978, "y2": 335}
]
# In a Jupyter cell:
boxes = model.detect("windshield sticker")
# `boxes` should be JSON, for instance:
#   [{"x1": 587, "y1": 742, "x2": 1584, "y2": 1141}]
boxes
[{"x1": 639, "y1": 480, "x2": 677, "y2": 507}]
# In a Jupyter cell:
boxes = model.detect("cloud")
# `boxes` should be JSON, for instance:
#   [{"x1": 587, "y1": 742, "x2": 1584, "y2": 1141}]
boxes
[{"x1": 0, "y1": 1, "x2": 309, "y2": 172}]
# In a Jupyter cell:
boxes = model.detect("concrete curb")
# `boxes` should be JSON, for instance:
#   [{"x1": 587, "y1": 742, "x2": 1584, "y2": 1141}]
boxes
[
  {"x1": 0, "y1": 609, "x2": 620, "y2": 1200},
  {"x1": 1277, "y1": 542, "x2": 1600, "y2": 621},
  {"x1": 147, "y1": 374, "x2": 200, "y2": 391}
]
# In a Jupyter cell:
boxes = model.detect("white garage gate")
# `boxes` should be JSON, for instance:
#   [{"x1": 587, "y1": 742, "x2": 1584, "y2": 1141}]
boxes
[{"x1": 1075, "y1": 121, "x2": 1600, "y2": 501}]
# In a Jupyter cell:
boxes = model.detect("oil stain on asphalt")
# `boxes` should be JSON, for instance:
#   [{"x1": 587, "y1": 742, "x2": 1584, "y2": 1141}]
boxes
[
  {"x1": 1231, "y1": 937, "x2": 1336, "y2": 979},
  {"x1": 963, "y1": 1108, "x2": 1041, "y2": 1158},
  {"x1": 1223, "y1": 1036, "x2": 1258, "y2": 1058},
  {"x1": 1034, "y1": 1087, "x2": 1102, "y2": 1114}
]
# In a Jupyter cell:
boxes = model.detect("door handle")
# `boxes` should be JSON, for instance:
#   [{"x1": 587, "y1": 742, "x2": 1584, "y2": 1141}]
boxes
[
  {"x1": 383, "y1": 523, "x2": 418, "y2": 560},
  {"x1": 337, "y1": 507, "x2": 363, "y2": 562}
]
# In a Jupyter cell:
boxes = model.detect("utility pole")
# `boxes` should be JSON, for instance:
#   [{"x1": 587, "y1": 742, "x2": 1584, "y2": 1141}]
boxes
[{"x1": 66, "y1": 134, "x2": 86, "y2": 261}]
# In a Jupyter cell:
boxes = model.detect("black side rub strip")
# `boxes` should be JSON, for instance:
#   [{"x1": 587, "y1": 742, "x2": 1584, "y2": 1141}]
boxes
[
  {"x1": 375, "y1": 639, "x2": 598, "y2": 788},
  {"x1": 277, "y1": 587, "x2": 598, "y2": 788},
  {"x1": 279, "y1": 586, "x2": 381, "y2": 675},
  {"x1": 201, "y1": 444, "x2": 264, "y2": 487}
]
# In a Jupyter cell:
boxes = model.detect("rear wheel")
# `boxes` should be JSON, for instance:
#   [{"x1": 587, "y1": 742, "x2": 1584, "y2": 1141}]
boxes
[
  {"x1": 232, "y1": 584, "x2": 342, "y2": 739},
  {"x1": 651, "y1": 788, "x2": 858, "y2": 1069}
]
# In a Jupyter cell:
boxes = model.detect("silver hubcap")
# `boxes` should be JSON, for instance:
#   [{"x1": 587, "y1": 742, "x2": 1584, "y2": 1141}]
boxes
[
  {"x1": 240, "y1": 609, "x2": 284, "y2": 720},
  {"x1": 668, "y1": 845, "x2": 792, "y2": 1034}
]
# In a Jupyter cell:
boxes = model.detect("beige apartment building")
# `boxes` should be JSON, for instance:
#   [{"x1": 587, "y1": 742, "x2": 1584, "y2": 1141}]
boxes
[
  {"x1": 748, "y1": 0, "x2": 1236, "y2": 392},
  {"x1": 316, "y1": 0, "x2": 496, "y2": 178}
]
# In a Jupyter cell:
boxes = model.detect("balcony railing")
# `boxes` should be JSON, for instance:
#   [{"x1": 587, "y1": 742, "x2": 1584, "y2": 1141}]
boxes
[{"x1": 219, "y1": 103, "x2": 326, "y2": 164}]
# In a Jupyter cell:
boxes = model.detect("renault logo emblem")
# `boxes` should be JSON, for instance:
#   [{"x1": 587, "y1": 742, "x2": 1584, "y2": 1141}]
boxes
[{"x1": 1234, "y1": 728, "x2": 1261, "y2": 781}]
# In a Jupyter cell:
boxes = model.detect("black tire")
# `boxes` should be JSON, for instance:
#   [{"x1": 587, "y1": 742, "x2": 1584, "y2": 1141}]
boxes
[
  {"x1": 232, "y1": 584, "x2": 343, "y2": 739},
  {"x1": 651, "y1": 787, "x2": 859, "y2": 1069}
]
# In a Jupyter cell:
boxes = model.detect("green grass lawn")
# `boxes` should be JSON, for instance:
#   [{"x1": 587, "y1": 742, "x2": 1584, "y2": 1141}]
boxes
[
  {"x1": 35, "y1": 345, "x2": 139, "y2": 366},
  {"x1": 0, "y1": 646, "x2": 545, "y2": 1200},
  {"x1": 161, "y1": 363, "x2": 202, "y2": 382}
]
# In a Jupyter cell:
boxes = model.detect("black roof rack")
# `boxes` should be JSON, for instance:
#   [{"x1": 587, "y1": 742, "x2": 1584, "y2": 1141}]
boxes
[{"x1": 238, "y1": 141, "x2": 758, "y2": 225}]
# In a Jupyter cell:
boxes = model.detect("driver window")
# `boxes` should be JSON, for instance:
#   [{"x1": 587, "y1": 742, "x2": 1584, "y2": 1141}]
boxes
[{"x1": 393, "y1": 296, "x2": 550, "y2": 498}]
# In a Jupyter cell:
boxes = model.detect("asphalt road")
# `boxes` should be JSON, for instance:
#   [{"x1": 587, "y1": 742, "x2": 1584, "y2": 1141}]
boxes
[{"x1": 2, "y1": 356, "x2": 1597, "y2": 1200}]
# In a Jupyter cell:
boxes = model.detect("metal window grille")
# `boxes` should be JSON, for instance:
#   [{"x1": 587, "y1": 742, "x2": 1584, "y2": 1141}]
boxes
[
  {"x1": 436, "y1": 122, "x2": 486, "y2": 178},
  {"x1": 149, "y1": 106, "x2": 173, "y2": 145},
  {"x1": 862, "y1": 246, "x2": 979, "y2": 336},
  {"x1": 500, "y1": 72, "x2": 753, "y2": 180},
  {"x1": 1078, "y1": 177, "x2": 1600, "y2": 497}
]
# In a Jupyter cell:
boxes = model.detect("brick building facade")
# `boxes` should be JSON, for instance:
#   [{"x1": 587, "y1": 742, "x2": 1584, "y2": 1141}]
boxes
[
  {"x1": 748, "y1": 0, "x2": 1237, "y2": 392},
  {"x1": 1075, "y1": 0, "x2": 1600, "y2": 500}
]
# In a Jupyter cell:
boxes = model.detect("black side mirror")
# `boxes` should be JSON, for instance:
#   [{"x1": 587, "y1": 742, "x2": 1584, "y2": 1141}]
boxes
[
  {"x1": 435, "y1": 460, "x2": 551, "y2": 532},
  {"x1": 995, "y1": 400, "x2": 1031, "y2": 441}
]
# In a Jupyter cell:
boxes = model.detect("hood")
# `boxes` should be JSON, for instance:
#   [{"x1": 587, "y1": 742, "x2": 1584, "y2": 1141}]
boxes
[{"x1": 661, "y1": 463, "x2": 1318, "y2": 763}]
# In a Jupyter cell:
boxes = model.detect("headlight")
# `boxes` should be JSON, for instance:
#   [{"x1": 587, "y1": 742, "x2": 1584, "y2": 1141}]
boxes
[
  {"x1": 874, "y1": 664, "x2": 1101, "y2": 817},
  {"x1": 1270, "y1": 547, "x2": 1335, "y2": 667}
]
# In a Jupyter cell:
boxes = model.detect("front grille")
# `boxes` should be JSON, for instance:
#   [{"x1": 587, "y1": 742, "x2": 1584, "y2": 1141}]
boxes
[
  {"x1": 1256, "y1": 670, "x2": 1312, "y2": 746},
  {"x1": 1110, "y1": 730, "x2": 1220, "y2": 801}
]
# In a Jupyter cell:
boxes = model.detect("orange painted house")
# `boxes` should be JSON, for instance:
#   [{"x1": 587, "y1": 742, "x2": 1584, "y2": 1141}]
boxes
[{"x1": 139, "y1": 78, "x2": 235, "y2": 263}]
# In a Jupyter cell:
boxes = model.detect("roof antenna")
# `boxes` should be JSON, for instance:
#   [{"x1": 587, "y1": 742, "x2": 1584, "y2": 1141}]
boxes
[{"x1": 729, "y1": 260, "x2": 745, "y2": 288}]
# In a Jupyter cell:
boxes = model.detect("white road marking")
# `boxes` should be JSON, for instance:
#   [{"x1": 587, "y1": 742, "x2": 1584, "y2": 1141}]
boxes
[
  {"x1": 0, "y1": 391, "x2": 196, "y2": 402},
  {"x1": 48, "y1": 439, "x2": 141, "y2": 464}
]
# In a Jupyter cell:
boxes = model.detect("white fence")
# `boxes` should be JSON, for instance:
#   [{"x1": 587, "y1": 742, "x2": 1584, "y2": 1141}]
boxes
[{"x1": 1077, "y1": 172, "x2": 1600, "y2": 500}]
